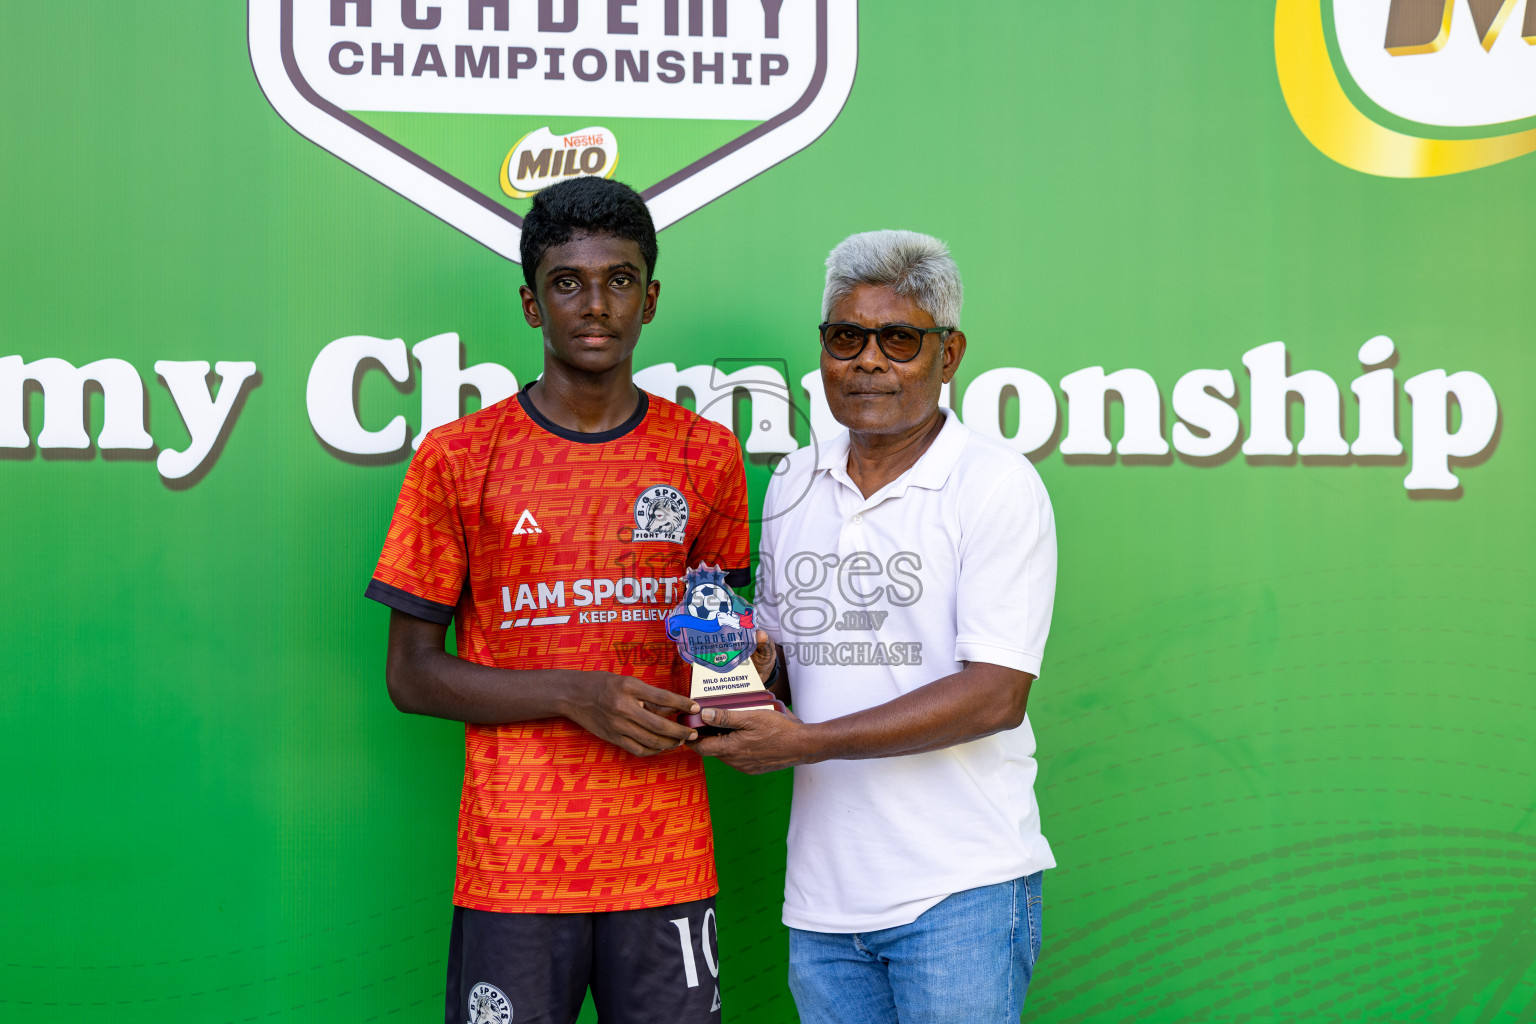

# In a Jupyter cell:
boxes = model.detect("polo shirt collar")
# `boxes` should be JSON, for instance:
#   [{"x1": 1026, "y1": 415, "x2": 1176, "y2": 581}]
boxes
[
  {"x1": 815, "y1": 427, "x2": 852, "y2": 472},
  {"x1": 815, "y1": 408, "x2": 967, "y2": 499}
]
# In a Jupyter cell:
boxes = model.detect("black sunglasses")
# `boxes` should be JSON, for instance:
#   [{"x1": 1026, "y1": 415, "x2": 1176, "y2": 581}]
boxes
[{"x1": 818, "y1": 322, "x2": 955, "y2": 363}]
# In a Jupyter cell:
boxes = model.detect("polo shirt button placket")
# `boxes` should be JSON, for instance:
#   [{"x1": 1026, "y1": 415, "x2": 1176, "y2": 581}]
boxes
[{"x1": 851, "y1": 514, "x2": 863, "y2": 525}]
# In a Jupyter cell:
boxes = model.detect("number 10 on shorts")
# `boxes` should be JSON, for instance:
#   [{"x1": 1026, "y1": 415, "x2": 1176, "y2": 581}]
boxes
[{"x1": 670, "y1": 908, "x2": 721, "y2": 1009}]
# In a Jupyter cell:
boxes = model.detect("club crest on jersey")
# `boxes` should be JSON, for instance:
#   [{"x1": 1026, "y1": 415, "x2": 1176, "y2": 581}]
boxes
[
  {"x1": 632, "y1": 485, "x2": 689, "y2": 544},
  {"x1": 667, "y1": 565, "x2": 755, "y2": 672},
  {"x1": 467, "y1": 982, "x2": 512, "y2": 1023}
]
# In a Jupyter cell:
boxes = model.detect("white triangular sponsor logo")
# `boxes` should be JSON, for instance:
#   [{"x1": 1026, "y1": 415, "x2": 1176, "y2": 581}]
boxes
[
  {"x1": 711, "y1": 985, "x2": 721, "y2": 1012},
  {"x1": 513, "y1": 509, "x2": 542, "y2": 535}
]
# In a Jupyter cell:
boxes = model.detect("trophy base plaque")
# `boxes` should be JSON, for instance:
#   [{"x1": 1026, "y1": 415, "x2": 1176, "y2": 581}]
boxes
[{"x1": 680, "y1": 661, "x2": 786, "y2": 734}]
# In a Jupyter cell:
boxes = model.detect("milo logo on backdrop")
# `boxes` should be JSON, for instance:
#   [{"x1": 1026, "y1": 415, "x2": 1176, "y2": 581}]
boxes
[
  {"x1": 1275, "y1": 0, "x2": 1536, "y2": 176},
  {"x1": 500, "y1": 125, "x2": 617, "y2": 196},
  {"x1": 249, "y1": 0, "x2": 858, "y2": 260}
]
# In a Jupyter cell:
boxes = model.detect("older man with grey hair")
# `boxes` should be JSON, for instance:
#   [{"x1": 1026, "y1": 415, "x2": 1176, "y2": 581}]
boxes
[{"x1": 691, "y1": 230, "x2": 1058, "y2": 1023}]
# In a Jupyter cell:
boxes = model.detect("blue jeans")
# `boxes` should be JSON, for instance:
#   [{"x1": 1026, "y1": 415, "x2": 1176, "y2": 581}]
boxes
[{"x1": 788, "y1": 873, "x2": 1043, "y2": 1024}]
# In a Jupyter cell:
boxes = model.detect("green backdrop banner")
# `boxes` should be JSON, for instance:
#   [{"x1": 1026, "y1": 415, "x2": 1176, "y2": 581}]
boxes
[{"x1": 2, "y1": 2, "x2": 1532, "y2": 1021}]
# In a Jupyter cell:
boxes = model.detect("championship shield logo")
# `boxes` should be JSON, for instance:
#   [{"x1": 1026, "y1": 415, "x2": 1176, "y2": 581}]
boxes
[{"x1": 249, "y1": 1, "x2": 858, "y2": 260}]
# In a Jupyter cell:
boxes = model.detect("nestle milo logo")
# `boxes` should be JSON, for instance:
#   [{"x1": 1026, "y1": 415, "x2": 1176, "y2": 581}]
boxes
[
  {"x1": 500, "y1": 126, "x2": 618, "y2": 197},
  {"x1": 1275, "y1": 0, "x2": 1536, "y2": 177},
  {"x1": 1384, "y1": 0, "x2": 1535, "y2": 54}
]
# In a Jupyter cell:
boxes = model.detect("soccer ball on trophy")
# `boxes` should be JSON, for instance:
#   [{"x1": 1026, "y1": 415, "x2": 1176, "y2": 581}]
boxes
[{"x1": 687, "y1": 582, "x2": 731, "y2": 621}]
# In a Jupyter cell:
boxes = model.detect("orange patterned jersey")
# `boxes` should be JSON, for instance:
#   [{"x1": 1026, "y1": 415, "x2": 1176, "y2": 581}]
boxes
[{"x1": 367, "y1": 387, "x2": 751, "y2": 914}]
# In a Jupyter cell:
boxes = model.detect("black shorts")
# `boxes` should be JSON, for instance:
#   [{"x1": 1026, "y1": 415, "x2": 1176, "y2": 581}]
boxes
[{"x1": 445, "y1": 896, "x2": 722, "y2": 1024}]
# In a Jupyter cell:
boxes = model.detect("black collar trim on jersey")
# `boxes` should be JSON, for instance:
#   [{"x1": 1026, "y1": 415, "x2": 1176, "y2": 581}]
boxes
[{"x1": 517, "y1": 381, "x2": 649, "y2": 444}]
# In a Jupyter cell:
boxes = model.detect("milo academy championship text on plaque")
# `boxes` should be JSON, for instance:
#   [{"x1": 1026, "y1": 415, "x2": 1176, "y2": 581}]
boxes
[{"x1": 667, "y1": 565, "x2": 784, "y2": 732}]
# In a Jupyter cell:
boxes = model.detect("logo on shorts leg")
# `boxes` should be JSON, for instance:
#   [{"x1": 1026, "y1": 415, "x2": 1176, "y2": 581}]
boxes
[
  {"x1": 467, "y1": 982, "x2": 512, "y2": 1023},
  {"x1": 632, "y1": 485, "x2": 689, "y2": 543}
]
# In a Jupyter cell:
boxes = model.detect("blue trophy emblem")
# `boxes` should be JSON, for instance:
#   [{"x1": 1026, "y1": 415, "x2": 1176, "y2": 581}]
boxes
[{"x1": 666, "y1": 564, "x2": 784, "y2": 732}]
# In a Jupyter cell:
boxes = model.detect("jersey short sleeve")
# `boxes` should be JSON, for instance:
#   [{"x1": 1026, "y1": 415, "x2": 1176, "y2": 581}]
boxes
[
  {"x1": 953, "y1": 465, "x2": 1058, "y2": 676},
  {"x1": 686, "y1": 434, "x2": 752, "y2": 589},
  {"x1": 366, "y1": 432, "x2": 467, "y2": 624}
]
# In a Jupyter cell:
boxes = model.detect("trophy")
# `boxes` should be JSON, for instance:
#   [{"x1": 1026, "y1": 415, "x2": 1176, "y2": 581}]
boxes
[{"x1": 667, "y1": 564, "x2": 786, "y2": 733}]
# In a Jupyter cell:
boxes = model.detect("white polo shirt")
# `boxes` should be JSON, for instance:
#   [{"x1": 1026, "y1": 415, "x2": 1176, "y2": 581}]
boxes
[{"x1": 754, "y1": 409, "x2": 1058, "y2": 933}]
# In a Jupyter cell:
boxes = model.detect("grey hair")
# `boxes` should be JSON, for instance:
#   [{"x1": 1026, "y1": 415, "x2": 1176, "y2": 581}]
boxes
[{"x1": 822, "y1": 230, "x2": 963, "y2": 328}]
